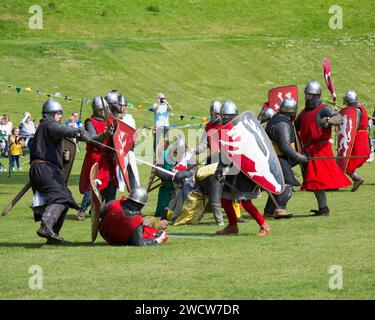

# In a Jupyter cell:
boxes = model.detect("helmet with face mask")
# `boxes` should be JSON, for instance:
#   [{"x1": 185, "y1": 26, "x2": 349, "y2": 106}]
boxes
[
  {"x1": 343, "y1": 90, "x2": 358, "y2": 106},
  {"x1": 280, "y1": 98, "x2": 298, "y2": 119},
  {"x1": 104, "y1": 91, "x2": 119, "y2": 115},
  {"x1": 304, "y1": 80, "x2": 322, "y2": 110},
  {"x1": 220, "y1": 100, "x2": 238, "y2": 124},
  {"x1": 210, "y1": 100, "x2": 222, "y2": 124},
  {"x1": 91, "y1": 96, "x2": 108, "y2": 118},
  {"x1": 258, "y1": 107, "x2": 276, "y2": 124}
]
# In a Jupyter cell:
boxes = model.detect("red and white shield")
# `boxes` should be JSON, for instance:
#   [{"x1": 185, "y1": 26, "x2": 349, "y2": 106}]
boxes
[
  {"x1": 220, "y1": 111, "x2": 285, "y2": 195},
  {"x1": 337, "y1": 107, "x2": 357, "y2": 171},
  {"x1": 108, "y1": 115, "x2": 136, "y2": 191},
  {"x1": 268, "y1": 85, "x2": 298, "y2": 112}
]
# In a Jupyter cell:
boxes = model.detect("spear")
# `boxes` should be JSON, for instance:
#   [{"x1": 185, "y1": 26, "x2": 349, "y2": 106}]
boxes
[
  {"x1": 308, "y1": 155, "x2": 369, "y2": 160},
  {"x1": 325, "y1": 100, "x2": 375, "y2": 121}
]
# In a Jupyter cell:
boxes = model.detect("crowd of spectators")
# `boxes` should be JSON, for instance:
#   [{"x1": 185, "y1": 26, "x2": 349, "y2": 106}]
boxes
[{"x1": 0, "y1": 111, "x2": 82, "y2": 172}]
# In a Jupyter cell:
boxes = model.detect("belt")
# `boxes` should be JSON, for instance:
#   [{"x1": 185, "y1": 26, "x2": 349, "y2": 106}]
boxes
[
  {"x1": 87, "y1": 151, "x2": 111, "y2": 155},
  {"x1": 31, "y1": 159, "x2": 53, "y2": 166},
  {"x1": 302, "y1": 139, "x2": 330, "y2": 148}
]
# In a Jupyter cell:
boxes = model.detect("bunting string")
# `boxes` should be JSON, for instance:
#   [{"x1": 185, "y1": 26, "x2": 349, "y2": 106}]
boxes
[{"x1": 0, "y1": 82, "x2": 210, "y2": 123}]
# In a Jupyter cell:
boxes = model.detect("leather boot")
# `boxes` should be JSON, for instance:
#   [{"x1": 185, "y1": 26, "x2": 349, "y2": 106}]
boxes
[
  {"x1": 36, "y1": 204, "x2": 65, "y2": 242},
  {"x1": 216, "y1": 224, "x2": 239, "y2": 235},
  {"x1": 351, "y1": 179, "x2": 364, "y2": 192},
  {"x1": 46, "y1": 236, "x2": 71, "y2": 245},
  {"x1": 311, "y1": 206, "x2": 330, "y2": 216},
  {"x1": 273, "y1": 209, "x2": 293, "y2": 219},
  {"x1": 256, "y1": 221, "x2": 271, "y2": 236},
  {"x1": 36, "y1": 221, "x2": 55, "y2": 239}
]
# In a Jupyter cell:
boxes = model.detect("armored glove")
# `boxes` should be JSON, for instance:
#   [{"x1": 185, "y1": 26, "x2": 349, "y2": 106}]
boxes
[
  {"x1": 320, "y1": 114, "x2": 342, "y2": 128},
  {"x1": 173, "y1": 170, "x2": 191, "y2": 183},
  {"x1": 214, "y1": 168, "x2": 225, "y2": 183},
  {"x1": 297, "y1": 154, "x2": 308, "y2": 165},
  {"x1": 77, "y1": 129, "x2": 92, "y2": 143},
  {"x1": 105, "y1": 125, "x2": 116, "y2": 136},
  {"x1": 155, "y1": 231, "x2": 167, "y2": 245}
]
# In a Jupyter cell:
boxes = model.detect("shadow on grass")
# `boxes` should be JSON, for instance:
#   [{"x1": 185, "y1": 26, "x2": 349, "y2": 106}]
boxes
[
  {"x1": 0, "y1": 241, "x2": 108, "y2": 248},
  {"x1": 0, "y1": 174, "x2": 81, "y2": 185},
  {"x1": 291, "y1": 214, "x2": 320, "y2": 218}
]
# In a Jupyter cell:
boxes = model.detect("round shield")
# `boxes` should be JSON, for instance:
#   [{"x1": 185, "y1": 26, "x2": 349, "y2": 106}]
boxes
[{"x1": 90, "y1": 162, "x2": 102, "y2": 243}]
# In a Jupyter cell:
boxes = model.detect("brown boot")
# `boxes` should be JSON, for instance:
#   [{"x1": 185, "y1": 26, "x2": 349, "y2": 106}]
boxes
[
  {"x1": 256, "y1": 221, "x2": 271, "y2": 236},
  {"x1": 351, "y1": 179, "x2": 364, "y2": 192},
  {"x1": 273, "y1": 209, "x2": 293, "y2": 219},
  {"x1": 216, "y1": 224, "x2": 239, "y2": 235}
]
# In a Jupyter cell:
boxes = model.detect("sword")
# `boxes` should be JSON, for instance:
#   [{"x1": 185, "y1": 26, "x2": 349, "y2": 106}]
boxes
[
  {"x1": 88, "y1": 139, "x2": 176, "y2": 178},
  {"x1": 2, "y1": 182, "x2": 31, "y2": 216}
]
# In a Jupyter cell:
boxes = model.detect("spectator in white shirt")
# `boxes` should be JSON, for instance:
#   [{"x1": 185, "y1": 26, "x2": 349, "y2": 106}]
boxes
[
  {"x1": 0, "y1": 114, "x2": 12, "y2": 157},
  {"x1": 151, "y1": 93, "x2": 173, "y2": 152}
]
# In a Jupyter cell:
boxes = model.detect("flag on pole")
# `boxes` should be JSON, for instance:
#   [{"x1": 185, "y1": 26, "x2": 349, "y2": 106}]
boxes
[{"x1": 323, "y1": 56, "x2": 336, "y2": 105}]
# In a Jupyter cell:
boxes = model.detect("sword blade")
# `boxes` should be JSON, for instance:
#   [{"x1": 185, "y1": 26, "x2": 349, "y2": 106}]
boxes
[
  {"x1": 168, "y1": 234, "x2": 223, "y2": 240},
  {"x1": 88, "y1": 140, "x2": 176, "y2": 177},
  {"x1": 2, "y1": 182, "x2": 31, "y2": 216}
]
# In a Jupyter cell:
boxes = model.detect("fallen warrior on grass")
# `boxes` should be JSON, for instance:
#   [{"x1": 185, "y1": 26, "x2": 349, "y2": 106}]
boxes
[{"x1": 99, "y1": 187, "x2": 169, "y2": 246}]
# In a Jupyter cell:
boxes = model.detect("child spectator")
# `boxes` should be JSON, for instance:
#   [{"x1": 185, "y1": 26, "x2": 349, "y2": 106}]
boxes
[
  {"x1": 72, "y1": 112, "x2": 83, "y2": 128},
  {"x1": 9, "y1": 127, "x2": 24, "y2": 171}
]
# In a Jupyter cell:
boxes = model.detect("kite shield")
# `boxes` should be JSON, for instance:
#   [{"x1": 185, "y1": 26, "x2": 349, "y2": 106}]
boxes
[
  {"x1": 109, "y1": 115, "x2": 136, "y2": 192},
  {"x1": 268, "y1": 85, "x2": 298, "y2": 112},
  {"x1": 337, "y1": 107, "x2": 357, "y2": 171},
  {"x1": 61, "y1": 138, "x2": 77, "y2": 183},
  {"x1": 220, "y1": 111, "x2": 285, "y2": 195},
  {"x1": 90, "y1": 162, "x2": 102, "y2": 243}
]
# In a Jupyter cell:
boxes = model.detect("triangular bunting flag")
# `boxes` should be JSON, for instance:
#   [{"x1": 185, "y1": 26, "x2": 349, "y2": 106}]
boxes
[{"x1": 15, "y1": 87, "x2": 22, "y2": 94}]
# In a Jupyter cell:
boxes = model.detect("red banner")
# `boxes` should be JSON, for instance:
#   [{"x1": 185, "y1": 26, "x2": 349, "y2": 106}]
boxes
[{"x1": 323, "y1": 57, "x2": 337, "y2": 103}]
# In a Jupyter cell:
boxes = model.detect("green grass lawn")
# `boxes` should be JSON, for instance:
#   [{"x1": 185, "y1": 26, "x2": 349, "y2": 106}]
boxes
[{"x1": 0, "y1": 0, "x2": 374, "y2": 299}]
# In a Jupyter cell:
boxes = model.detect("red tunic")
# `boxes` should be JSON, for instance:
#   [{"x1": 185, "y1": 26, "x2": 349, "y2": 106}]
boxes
[
  {"x1": 205, "y1": 122, "x2": 223, "y2": 154},
  {"x1": 99, "y1": 197, "x2": 168, "y2": 245},
  {"x1": 345, "y1": 105, "x2": 370, "y2": 174},
  {"x1": 299, "y1": 104, "x2": 351, "y2": 190},
  {"x1": 99, "y1": 197, "x2": 144, "y2": 245},
  {"x1": 79, "y1": 117, "x2": 116, "y2": 193}
]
